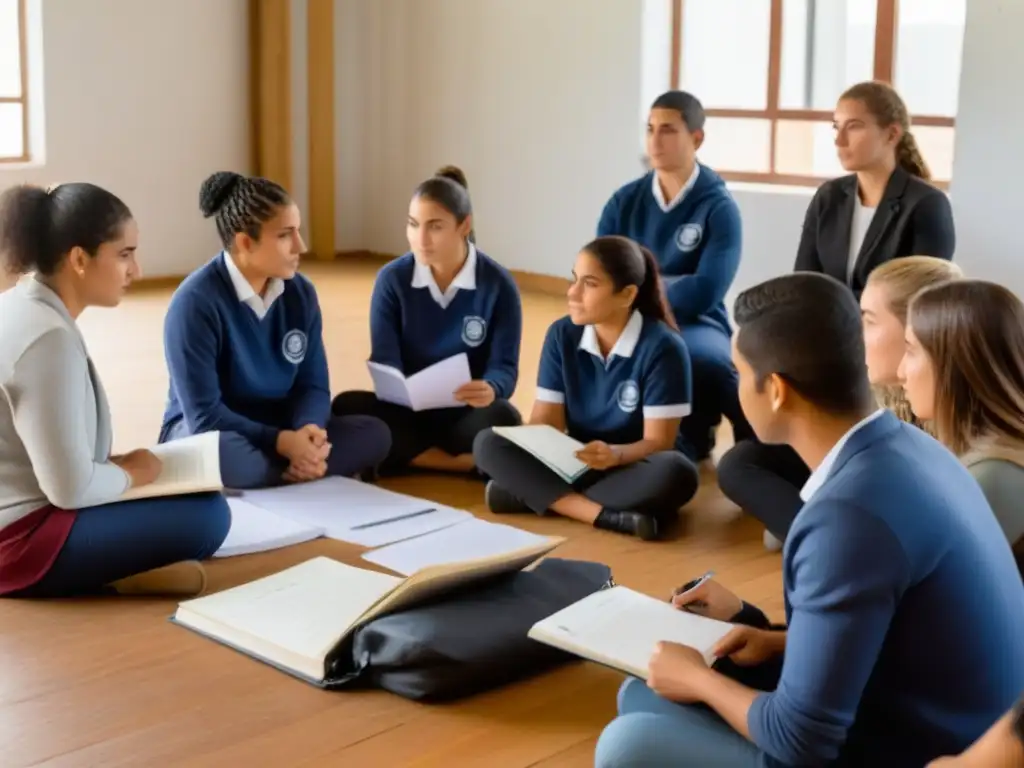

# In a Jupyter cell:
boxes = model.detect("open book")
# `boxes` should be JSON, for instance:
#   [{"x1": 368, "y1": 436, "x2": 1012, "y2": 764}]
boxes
[
  {"x1": 117, "y1": 431, "x2": 222, "y2": 503},
  {"x1": 528, "y1": 586, "x2": 735, "y2": 677},
  {"x1": 492, "y1": 424, "x2": 590, "y2": 483},
  {"x1": 171, "y1": 534, "x2": 564, "y2": 686},
  {"x1": 367, "y1": 353, "x2": 471, "y2": 411}
]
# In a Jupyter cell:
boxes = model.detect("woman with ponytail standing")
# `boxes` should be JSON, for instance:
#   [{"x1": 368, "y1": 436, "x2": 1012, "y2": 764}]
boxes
[
  {"x1": 473, "y1": 236, "x2": 700, "y2": 540},
  {"x1": 794, "y1": 81, "x2": 956, "y2": 296}
]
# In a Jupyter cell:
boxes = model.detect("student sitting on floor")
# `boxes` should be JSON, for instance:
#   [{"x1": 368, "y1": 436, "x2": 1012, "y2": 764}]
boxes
[
  {"x1": 595, "y1": 272, "x2": 1024, "y2": 767},
  {"x1": 598, "y1": 90, "x2": 752, "y2": 462},
  {"x1": 332, "y1": 166, "x2": 522, "y2": 476},
  {"x1": 159, "y1": 171, "x2": 391, "y2": 489},
  {"x1": 717, "y1": 256, "x2": 962, "y2": 547},
  {"x1": 901, "y1": 279, "x2": 1024, "y2": 575},
  {"x1": 0, "y1": 182, "x2": 229, "y2": 598},
  {"x1": 473, "y1": 236, "x2": 700, "y2": 541}
]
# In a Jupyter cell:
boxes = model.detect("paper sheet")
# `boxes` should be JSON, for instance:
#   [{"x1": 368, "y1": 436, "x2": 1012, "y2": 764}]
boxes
[
  {"x1": 344, "y1": 505, "x2": 471, "y2": 548},
  {"x1": 119, "y1": 431, "x2": 222, "y2": 501},
  {"x1": 362, "y1": 517, "x2": 552, "y2": 575},
  {"x1": 214, "y1": 498, "x2": 325, "y2": 558},
  {"x1": 367, "y1": 354, "x2": 472, "y2": 411},
  {"x1": 491, "y1": 424, "x2": 589, "y2": 483},
  {"x1": 530, "y1": 587, "x2": 734, "y2": 676},
  {"x1": 367, "y1": 362, "x2": 414, "y2": 409}
]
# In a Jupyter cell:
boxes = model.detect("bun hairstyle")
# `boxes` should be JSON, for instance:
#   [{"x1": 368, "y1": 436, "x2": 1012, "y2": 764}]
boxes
[
  {"x1": 0, "y1": 182, "x2": 132, "y2": 277},
  {"x1": 582, "y1": 235, "x2": 677, "y2": 331},
  {"x1": 840, "y1": 81, "x2": 931, "y2": 180},
  {"x1": 199, "y1": 171, "x2": 291, "y2": 250},
  {"x1": 413, "y1": 165, "x2": 474, "y2": 243}
]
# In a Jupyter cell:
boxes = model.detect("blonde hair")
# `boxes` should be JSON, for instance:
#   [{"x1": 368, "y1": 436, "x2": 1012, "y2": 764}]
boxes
[
  {"x1": 840, "y1": 81, "x2": 930, "y2": 180},
  {"x1": 865, "y1": 256, "x2": 963, "y2": 325}
]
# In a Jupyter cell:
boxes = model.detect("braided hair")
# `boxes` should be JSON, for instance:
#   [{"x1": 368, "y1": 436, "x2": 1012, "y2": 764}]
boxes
[{"x1": 199, "y1": 172, "x2": 291, "y2": 250}]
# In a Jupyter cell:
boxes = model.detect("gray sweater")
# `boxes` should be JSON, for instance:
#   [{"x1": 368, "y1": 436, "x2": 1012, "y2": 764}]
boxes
[
  {"x1": 967, "y1": 458, "x2": 1024, "y2": 569},
  {"x1": 0, "y1": 278, "x2": 129, "y2": 530}
]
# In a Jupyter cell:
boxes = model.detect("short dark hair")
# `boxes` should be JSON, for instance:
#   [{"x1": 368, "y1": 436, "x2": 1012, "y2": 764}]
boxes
[
  {"x1": 0, "y1": 182, "x2": 133, "y2": 277},
  {"x1": 581, "y1": 236, "x2": 678, "y2": 331},
  {"x1": 413, "y1": 165, "x2": 474, "y2": 242},
  {"x1": 733, "y1": 272, "x2": 874, "y2": 415},
  {"x1": 651, "y1": 90, "x2": 706, "y2": 132},
  {"x1": 199, "y1": 171, "x2": 291, "y2": 250}
]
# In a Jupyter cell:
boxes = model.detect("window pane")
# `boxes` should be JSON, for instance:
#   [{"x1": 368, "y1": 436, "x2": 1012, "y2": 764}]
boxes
[
  {"x1": 779, "y1": 0, "x2": 877, "y2": 110},
  {"x1": 698, "y1": 117, "x2": 772, "y2": 174},
  {"x1": 0, "y1": 102, "x2": 24, "y2": 159},
  {"x1": 774, "y1": 120, "x2": 844, "y2": 177},
  {"x1": 680, "y1": 0, "x2": 770, "y2": 110},
  {"x1": 0, "y1": 0, "x2": 21, "y2": 98},
  {"x1": 909, "y1": 125, "x2": 956, "y2": 183},
  {"x1": 894, "y1": 0, "x2": 966, "y2": 117}
]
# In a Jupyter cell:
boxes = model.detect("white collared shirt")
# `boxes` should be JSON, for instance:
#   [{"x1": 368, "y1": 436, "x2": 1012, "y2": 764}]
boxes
[
  {"x1": 800, "y1": 409, "x2": 887, "y2": 502},
  {"x1": 411, "y1": 242, "x2": 478, "y2": 309},
  {"x1": 578, "y1": 309, "x2": 644, "y2": 367},
  {"x1": 652, "y1": 164, "x2": 701, "y2": 213},
  {"x1": 223, "y1": 251, "x2": 285, "y2": 320}
]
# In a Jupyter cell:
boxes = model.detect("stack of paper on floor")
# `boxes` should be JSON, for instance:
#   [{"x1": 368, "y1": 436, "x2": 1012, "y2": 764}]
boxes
[
  {"x1": 107, "y1": 431, "x2": 223, "y2": 504},
  {"x1": 491, "y1": 424, "x2": 590, "y2": 483},
  {"x1": 172, "y1": 537, "x2": 563, "y2": 685},
  {"x1": 241, "y1": 476, "x2": 471, "y2": 547},
  {"x1": 528, "y1": 586, "x2": 735, "y2": 677},
  {"x1": 367, "y1": 353, "x2": 471, "y2": 411},
  {"x1": 362, "y1": 517, "x2": 563, "y2": 576},
  {"x1": 214, "y1": 498, "x2": 325, "y2": 558}
]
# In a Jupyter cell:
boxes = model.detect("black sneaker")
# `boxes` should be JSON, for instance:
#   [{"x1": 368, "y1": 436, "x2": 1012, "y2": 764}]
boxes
[
  {"x1": 594, "y1": 509, "x2": 660, "y2": 541},
  {"x1": 484, "y1": 480, "x2": 531, "y2": 515}
]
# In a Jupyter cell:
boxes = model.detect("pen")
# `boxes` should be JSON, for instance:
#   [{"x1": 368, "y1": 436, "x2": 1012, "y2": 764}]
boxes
[
  {"x1": 669, "y1": 569, "x2": 715, "y2": 604},
  {"x1": 349, "y1": 508, "x2": 437, "y2": 530}
]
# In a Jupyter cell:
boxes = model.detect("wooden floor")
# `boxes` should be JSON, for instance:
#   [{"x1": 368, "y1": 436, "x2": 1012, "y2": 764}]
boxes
[{"x1": 0, "y1": 259, "x2": 783, "y2": 767}]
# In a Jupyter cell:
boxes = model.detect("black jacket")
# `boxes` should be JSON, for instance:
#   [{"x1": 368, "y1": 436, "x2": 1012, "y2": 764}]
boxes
[{"x1": 793, "y1": 167, "x2": 955, "y2": 297}]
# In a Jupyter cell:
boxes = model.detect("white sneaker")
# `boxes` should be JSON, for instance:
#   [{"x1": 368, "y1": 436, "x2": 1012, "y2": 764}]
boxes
[{"x1": 763, "y1": 530, "x2": 783, "y2": 552}]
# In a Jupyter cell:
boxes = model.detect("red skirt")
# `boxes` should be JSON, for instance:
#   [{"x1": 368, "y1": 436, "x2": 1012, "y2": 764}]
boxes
[{"x1": 0, "y1": 505, "x2": 77, "y2": 595}]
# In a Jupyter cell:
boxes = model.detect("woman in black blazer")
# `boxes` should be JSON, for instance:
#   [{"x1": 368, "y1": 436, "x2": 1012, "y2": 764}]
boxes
[{"x1": 794, "y1": 81, "x2": 956, "y2": 297}]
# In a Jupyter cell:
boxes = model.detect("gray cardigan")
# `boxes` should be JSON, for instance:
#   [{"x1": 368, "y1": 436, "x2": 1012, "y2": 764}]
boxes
[{"x1": 0, "y1": 278, "x2": 129, "y2": 530}]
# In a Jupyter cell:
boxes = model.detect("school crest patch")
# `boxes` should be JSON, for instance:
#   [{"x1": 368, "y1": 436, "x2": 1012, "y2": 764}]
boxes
[
  {"x1": 282, "y1": 329, "x2": 307, "y2": 364},
  {"x1": 676, "y1": 223, "x2": 703, "y2": 253},
  {"x1": 461, "y1": 315, "x2": 487, "y2": 347},
  {"x1": 615, "y1": 379, "x2": 641, "y2": 414}
]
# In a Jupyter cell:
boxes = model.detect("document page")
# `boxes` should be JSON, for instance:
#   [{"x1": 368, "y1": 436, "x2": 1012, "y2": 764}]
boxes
[
  {"x1": 343, "y1": 505, "x2": 470, "y2": 548},
  {"x1": 529, "y1": 586, "x2": 734, "y2": 677},
  {"x1": 405, "y1": 353, "x2": 472, "y2": 411},
  {"x1": 362, "y1": 517, "x2": 554, "y2": 575},
  {"x1": 491, "y1": 424, "x2": 589, "y2": 483},
  {"x1": 214, "y1": 498, "x2": 325, "y2": 558},
  {"x1": 367, "y1": 362, "x2": 413, "y2": 409},
  {"x1": 119, "y1": 431, "x2": 222, "y2": 501}
]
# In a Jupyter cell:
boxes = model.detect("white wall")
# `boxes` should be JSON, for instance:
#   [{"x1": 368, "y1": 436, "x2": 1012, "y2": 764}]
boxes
[{"x1": 0, "y1": 0, "x2": 250, "y2": 279}]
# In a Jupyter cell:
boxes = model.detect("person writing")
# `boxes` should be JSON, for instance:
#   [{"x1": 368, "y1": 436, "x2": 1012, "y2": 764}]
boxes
[
  {"x1": 597, "y1": 90, "x2": 752, "y2": 462},
  {"x1": 0, "y1": 182, "x2": 229, "y2": 598},
  {"x1": 595, "y1": 273, "x2": 1024, "y2": 766},
  {"x1": 332, "y1": 166, "x2": 522, "y2": 475},
  {"x1": 473, "y1": 236, "x2": 699, "y2": 540},
  {"x1": 795, "y1": 81, "x2": 956, "y2": 296},
  {"x1": 159, "y1": 171, "x2": 392, "y2": 489}
]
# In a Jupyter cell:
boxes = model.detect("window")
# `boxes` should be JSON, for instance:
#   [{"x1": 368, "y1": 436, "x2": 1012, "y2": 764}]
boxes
[
  {"x1": 671, "y1": 0, "x2": 966, "y2": 187},
  {"x1": 0, "y1": 0, "x2": 28, "y2": 162}
]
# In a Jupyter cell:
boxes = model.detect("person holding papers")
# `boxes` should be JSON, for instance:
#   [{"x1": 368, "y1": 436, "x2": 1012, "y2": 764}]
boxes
[
  {"x1": 331, "y1": 166, "x2": 523, "y2": 475},
  {"x1": 473, "y1": 236, "x2": 699, "y2": 540},
  {"x1": 0, "y1": 182, "x2": 229, "y2": 598},
  {"x1": 594, "y1": 273, "x2": 1024, "y2": 767},
  {"x1": 159, "y1": 172, "x2": 392, "y2": 489}
]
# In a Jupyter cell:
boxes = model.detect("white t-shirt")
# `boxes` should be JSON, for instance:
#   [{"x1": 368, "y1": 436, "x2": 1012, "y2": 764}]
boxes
[{"x1": 848, "y1": 199, "x2": 877, "y2": 283}]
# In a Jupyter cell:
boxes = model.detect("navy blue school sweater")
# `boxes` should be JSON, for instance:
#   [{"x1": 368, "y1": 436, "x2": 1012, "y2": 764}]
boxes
[
  {"x1": 369, "y1": 249, "x2": 522, "y2": 400},
  {"x1": 597, "y1": 164, "x2": 741, "y2": 335},
  {"x1": 159, "y1": 253, "x2": 330, "y2": 453},
  {"x1": 536, "y1": 311, "x2": 691, "y2": 446}
]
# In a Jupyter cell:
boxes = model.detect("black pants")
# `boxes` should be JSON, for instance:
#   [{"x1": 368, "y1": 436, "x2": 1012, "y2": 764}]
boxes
[
  {"x1": 331, "y1": 390, "x2": 522, "y2": 472},
  {"x1": 473, "y1": 429, "x2": 699, "y2": 516},
  {"x1": 716, "y1": 439, "x2": 810, "y2": 540}
]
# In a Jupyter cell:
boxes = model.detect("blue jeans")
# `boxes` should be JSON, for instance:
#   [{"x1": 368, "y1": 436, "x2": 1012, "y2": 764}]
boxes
[
  {"x1": 677, "y1": 323, "x2": 753, "y2": 461},
  {"x1": 17, "y1": 492, "x2": 230, "y2": 598}
]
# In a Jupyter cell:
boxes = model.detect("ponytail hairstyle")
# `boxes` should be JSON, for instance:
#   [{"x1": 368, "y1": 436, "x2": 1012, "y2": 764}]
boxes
[
  {"x1": 840, "y1": 81, "x2": 931, "y2": 181},
  {"x1": 199, "y1": 171, "x2": 291, "y2": 250},
  {"x1": 582, "y1": 235, "x2": 678, "y2": 331},
  {"x1": 413, "y1": 165, "x2": 474, "y2": 243},
  {"x1": 865, "y1": 256, "x2": 964, "y2": 325},
  {"x1": 0, "y1": 182, "x2": 132, "y2": 278}
]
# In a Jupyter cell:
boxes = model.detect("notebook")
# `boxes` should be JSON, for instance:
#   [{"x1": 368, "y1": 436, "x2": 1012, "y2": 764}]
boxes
[
  {"x1": 366, "y1": 353, "x2": 471, "y2": 411},
  {"x1": 528, "y1": 586, "x2": 735, "y2": 678},
  {"x1": 491, "y1": 424, "x2": 590, "y2": 483},
  {"x1": 172, "y1": 537, "x2": 563, "y2": 686},
  {"x1": 214, "y1": 498, "x2": 325, "y2": 558},
  {"x1": 117, "y1": 431, "x2": 223, "y2": 503}
]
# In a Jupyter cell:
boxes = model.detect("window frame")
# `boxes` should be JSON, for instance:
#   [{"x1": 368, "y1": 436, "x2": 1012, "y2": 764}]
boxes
[
  {"x1": 0, "y1": 0, "x2": 29, "y2": 163},
  {"x1": 670, "y1": 0, "x2": 956, "y2": 189}
]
